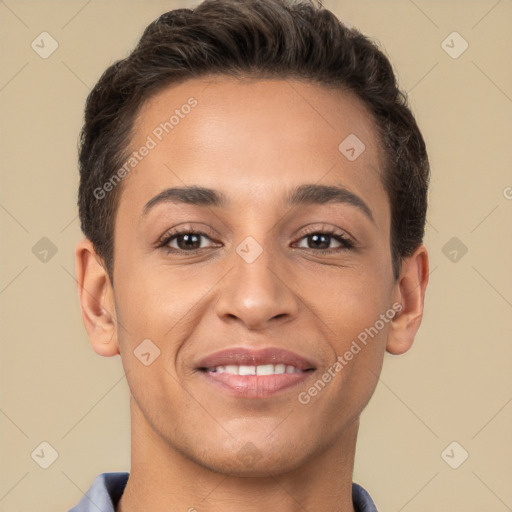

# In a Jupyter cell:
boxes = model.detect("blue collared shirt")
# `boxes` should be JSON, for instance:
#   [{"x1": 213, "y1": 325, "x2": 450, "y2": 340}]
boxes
[{"x1": 68, "y1": 472, "x2": 378, "y2": 511}]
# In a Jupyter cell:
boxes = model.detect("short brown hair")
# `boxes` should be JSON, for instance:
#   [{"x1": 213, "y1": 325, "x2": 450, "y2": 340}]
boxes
[{"x1": 78, "y1": 0, "x2": 429, "y2": 284}]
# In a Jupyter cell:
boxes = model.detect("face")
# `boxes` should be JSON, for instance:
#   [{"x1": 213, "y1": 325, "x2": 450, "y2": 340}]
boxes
[{"x1": 85, "y1": 76, "x2": 419, "y2": 476}]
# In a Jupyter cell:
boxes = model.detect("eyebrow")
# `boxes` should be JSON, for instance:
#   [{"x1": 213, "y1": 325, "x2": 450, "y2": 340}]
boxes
[{"x1": 142, "y1": 183, "x2": 374, "y2": 223}]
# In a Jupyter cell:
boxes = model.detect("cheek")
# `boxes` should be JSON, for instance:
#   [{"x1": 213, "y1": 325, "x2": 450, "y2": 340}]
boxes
[
  {"x1": 305, "y1": 266, "x2": 391, "y2": 391},
  {"x1": 308, "y1": 287, "x2": 390, "y2": 428},
  {"x1": 114, "y1": 261, "x2": 200, "y2": 330},
  {"x1": 113, "y1": 263, "x2": 219, "y2": 378},
  {"x1": 309, "y1": 266, "x2": 391, "y2": 335}
]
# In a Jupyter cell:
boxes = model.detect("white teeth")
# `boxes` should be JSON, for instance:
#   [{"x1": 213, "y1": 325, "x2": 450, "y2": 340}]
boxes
[
  {"x1": 238, "y1": 365, "x2": 256, "y2": 376},
  {"x1": 210, "y1": 364, "x2": 302, "y2": 375},
  {"x1": 274, "y1": 363, "x2": 285, "y2": 374},
  {"x1": 256, "y1": 364, "x2": 274, "y2": 375}
]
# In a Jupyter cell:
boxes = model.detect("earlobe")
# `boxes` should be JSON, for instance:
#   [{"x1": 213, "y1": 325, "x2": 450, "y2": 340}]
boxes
[
  {"x1": 74, "y1": 238, "x2": 119, "y2": 357},
  {"x1": 386, "y1": 244, "x2": 429, "y2": 355}
]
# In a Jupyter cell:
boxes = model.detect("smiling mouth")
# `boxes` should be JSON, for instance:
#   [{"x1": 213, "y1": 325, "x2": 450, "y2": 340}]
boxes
[
  {"x1": 195, "y1": 346, "x2": 317, "y2": 398},
  {"x1": 200, "y1": 363, "x2": 311, "y2": 375},
  {"x1": 197, "y1": 365, "x2": 316, "y2": 398}
]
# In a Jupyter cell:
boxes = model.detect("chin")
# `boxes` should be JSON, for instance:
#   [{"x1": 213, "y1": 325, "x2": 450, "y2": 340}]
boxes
[{"x1": 190, "y1": 436, "x2": 311, "y2": 477}]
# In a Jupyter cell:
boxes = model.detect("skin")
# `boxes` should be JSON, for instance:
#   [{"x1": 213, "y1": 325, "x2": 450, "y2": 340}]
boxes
[{"x1": 75, "y1": 76, "x2": 428, "y2": 512}]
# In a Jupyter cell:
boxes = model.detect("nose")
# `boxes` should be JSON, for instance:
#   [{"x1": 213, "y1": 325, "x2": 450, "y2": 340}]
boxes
[{"x1": 214, "y1": 241, "x2": 300, "y2": 331}]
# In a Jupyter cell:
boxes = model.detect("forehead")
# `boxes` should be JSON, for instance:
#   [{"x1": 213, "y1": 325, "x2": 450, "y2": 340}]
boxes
[{"x1": 118, "y1": 76, "x2": 387, "y2": 219}]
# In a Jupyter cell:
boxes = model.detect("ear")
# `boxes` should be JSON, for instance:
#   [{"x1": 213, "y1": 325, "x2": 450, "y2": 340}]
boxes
[
  {"x1": 386, "y1": 244, "x2": 429, "y2": 355},
  {"x1": 74, "y1": 238, "x2": 119, "y2": 357}
]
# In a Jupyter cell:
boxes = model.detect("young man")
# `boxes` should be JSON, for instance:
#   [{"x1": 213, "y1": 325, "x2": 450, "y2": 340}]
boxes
[{"x1": 70, "y1": 0, "x2": 429, "y2": 510}]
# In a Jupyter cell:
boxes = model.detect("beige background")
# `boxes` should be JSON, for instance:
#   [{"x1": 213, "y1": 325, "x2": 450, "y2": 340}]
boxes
[{"x1": 0, "y1": 0, "x2": 511, "y2": 511}]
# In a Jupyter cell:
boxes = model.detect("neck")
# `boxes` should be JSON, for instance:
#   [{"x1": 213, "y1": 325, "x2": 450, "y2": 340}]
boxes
[{"x1": 117, "y1": 396, "x2": 358, "y2": 512}]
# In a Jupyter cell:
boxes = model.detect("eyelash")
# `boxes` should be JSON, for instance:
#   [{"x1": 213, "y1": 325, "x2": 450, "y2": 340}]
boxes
[
  {"x1": 156, "y1": 226, "x2": 355, "y2": 255},
  {"x1": 297, "y1": 226, "x2": 355, "y2": 253}
]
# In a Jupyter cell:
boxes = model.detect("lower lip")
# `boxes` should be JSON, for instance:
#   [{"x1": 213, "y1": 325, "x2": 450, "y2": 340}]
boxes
[{"x1": 199, "y1": 370, "x2": 314, "y2": 399}]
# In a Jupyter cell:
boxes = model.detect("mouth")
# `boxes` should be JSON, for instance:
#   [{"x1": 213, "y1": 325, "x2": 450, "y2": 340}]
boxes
[
  {"x1": 202, "y1": 363, "x2": 307, "y2": 375},
  {"x1": 196, "y1": 347, "x2": 317, "y2": 399}
]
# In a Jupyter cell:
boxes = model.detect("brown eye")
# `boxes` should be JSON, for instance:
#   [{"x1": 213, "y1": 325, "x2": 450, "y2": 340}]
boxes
[
  {"x1": 304, "y1": 233, "x2": 338, "y2": 250},
  {"x1": 157, "y1": 230, "x2": 218, "y2": 253},
  {"x1": 172, "y1": 233, "x2": 204, "y2": 251},
  {"x1": 295, "y1": 230, "x2": 354, "y2": 252}
]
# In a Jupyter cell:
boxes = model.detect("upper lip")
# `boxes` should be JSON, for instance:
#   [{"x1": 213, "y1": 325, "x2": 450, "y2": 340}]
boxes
[{"x1": 196, "y1": 347, "x2": 316, "y2": 371}]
